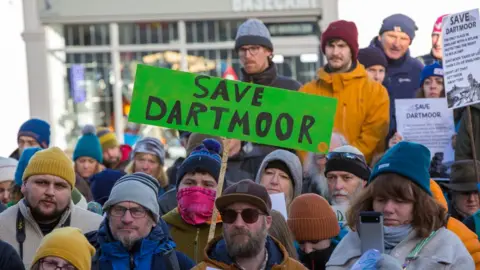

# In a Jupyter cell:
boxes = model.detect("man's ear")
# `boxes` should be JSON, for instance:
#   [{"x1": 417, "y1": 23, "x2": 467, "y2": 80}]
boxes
[
  {"x1": 41, "y1": 142, "x2": 48, "y2": 149},
  {"x1": 377, "y1": 34, "x2": 383, "y2": 42},
  {"x1": 265, "y1": 215, "x2": 273, "y2": 230}
]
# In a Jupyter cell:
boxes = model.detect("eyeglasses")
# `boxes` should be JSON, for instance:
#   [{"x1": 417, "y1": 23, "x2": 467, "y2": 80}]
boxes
[
  {"x1": 238, "y1": 46, "x2": 261, "y2": 57},
  {"x1": 110, "y1": 205, "x2": 147, "y2": 218},
  {"x1": 221, "y1": 208, "x2": 265, "y2": 224},
  {"x1": 40, "y1": 260, "x2": 75, "y2": 270},
  {"x1": 326, "y1": 152, "x2": 367, "y2": 164}
]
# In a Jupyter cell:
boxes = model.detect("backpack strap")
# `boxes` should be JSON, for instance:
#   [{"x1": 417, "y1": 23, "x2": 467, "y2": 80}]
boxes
[{"x1": 163, "y1": 249, "x2": 180, "y2": 270}]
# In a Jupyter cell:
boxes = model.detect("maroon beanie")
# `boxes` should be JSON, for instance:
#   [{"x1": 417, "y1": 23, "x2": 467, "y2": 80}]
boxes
[{"x1": 321, "y1": 20, "x2": 359, "y2": 60}]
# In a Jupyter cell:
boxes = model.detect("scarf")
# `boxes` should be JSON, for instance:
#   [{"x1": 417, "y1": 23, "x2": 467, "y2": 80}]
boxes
[{"x1": 384, "y1": 225, "x2": 413, "y2": 252}]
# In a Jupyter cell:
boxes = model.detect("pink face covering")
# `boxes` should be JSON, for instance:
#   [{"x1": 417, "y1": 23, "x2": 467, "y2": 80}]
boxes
[{"x1": 176, "y1": 186, "x2": 216, "y2": 225}]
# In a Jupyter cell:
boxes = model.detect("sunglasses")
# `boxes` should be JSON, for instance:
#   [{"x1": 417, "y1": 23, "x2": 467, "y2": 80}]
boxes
[
  {"x1": 326, "y1": 152, "x2": 367, "y2": 164},
  {"x1": 221, "y1": 208, "x2": 266, "y2": 224}
]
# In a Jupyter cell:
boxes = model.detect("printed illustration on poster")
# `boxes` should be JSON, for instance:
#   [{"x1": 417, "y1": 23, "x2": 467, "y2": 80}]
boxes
[{"x1": 442, "y1": 9, "x2": 480, "y2": 109}]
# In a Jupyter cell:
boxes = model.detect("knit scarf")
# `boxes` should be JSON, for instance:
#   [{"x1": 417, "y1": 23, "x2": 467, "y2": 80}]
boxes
[{"x1": 384, "y1": 225, "x2": 413, "y2": 252}]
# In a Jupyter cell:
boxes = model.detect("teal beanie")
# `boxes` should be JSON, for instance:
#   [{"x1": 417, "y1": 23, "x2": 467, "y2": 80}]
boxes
[
  {"x1": 369, "y1": 141, "x2": 432, "y2": 196},
  {"x1": 73, "y1": 125, "x2": 103, "y2": 163}
]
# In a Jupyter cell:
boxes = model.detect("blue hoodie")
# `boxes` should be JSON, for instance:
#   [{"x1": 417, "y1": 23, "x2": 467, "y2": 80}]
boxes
[
  {"x1": 370, "y1": 38, "x2": 424, "y2": 138},
  {"x1": 88, "y1": 218, "x2": 194, "y2": 270}
]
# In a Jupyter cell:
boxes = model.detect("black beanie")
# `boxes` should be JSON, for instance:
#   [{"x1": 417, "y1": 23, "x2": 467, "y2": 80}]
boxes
[
  {"x1": 358, "y1": 47, "x2": 388, "y2": 69},
  {"x1": 265, "y1": 160, "x2": 294, "y2": 182}
]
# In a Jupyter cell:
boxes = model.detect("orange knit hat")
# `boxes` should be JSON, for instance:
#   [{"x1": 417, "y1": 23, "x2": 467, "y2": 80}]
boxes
[{"x1": 288, "y1": 194, "x2": 340, "y2": 241}]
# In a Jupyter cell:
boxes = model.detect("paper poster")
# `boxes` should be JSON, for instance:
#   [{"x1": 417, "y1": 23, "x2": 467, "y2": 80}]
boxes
[
  {"x1": 269, "y1": 193, "x2": 288, "y2": 220},
  {"x1": 128, "y1": 65, "x2": 337, "y2": 152},
  {"x1": 331, "y1": 204, "x2": 348, "y2": 226},
  {"x1": 395, "y1": 98, "x2": 455, "y2": 162},
  {"x1": 442, "y1": 9, "x2": 480, "y2": 109}
]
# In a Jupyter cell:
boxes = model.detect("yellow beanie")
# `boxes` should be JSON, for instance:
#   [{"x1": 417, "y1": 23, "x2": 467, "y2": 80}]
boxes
[
  {"x1": 23, "y1": 147, "x2": 76, "y2": 189},
  {"x1": 97, "y1": 127, "x2": 119, "y2": 150},
  {"x1": 32, "y1": 227, "x2": 95, "y2": 270}
]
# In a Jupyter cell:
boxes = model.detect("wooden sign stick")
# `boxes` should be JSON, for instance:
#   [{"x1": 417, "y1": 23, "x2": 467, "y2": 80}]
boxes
[{"x1": 207, "y1": 138, "x2": 230, "y2": 243}]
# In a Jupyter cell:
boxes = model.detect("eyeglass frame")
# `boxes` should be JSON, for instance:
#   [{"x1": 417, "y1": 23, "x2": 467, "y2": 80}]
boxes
[
  {"x1": 40, "y1": 259, "x2": 76, "y2": 270},
  {"x1": 237, "y1": 45, "x2": 263, "y2": 57},
  {"x1": 109, "y1": 205, "x2": 148, "y2": 219}
]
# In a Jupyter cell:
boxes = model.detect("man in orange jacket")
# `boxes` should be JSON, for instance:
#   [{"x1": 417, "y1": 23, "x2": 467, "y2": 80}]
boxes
[
  {"x1": 300, "y1": 20, "x2": 389, "y2": 164},
  {"x1": 431, "y1": 179, "x2": 480, "y2": 269}
]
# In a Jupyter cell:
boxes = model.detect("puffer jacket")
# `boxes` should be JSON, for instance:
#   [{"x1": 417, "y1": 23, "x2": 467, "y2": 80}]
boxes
[
  {"x1": 88, "y1": 218, "x2": 194, "y2": 270},
  {"x1": 431, "y1": 179, "x2": 480, "y2": 269},
  {"x1": 299, "y1": 62, "x2": 390, "y2": 163},
  {"x1": 192, "y1": 235, "x2": 307, "y2": 270}
]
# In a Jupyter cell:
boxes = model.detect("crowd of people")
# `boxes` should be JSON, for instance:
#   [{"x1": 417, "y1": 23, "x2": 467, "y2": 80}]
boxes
[{"x1": 0, "y1": 11, "x2": 479, "y2": 270}]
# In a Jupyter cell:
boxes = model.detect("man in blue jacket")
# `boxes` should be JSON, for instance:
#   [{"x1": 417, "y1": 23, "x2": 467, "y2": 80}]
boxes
[
  {"x1": 370, "y1": 14, "x2": 424, "y2": 139},
  {"x1": 88, "y1": 172, "x2": 194, "y2": 270}
]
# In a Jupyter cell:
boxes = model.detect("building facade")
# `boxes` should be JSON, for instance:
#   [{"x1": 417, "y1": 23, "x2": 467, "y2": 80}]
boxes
[{"x1": 24, "y1": 0, "x2": 338, "y2": 148}]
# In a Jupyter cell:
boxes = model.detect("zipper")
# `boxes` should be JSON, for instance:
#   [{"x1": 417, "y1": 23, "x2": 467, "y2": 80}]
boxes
[
  {"x1": 342, "y1": 103, "x2": 347, "y2": 133},
  {"x1": 194, "y1": 227, "x2": 200, "y2": 263},
  {"x1": 130, "y1": 253, "x2": 135, "y2": 269}
]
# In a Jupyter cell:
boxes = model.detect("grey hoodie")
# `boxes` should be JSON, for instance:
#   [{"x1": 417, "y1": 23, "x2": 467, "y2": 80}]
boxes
[{"x1": 254, "y1": 150, "x2": 303, "y2": 199}]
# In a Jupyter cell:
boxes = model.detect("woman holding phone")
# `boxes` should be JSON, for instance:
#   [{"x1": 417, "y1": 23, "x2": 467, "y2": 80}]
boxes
[{"x1": 326, "y1": 141, "x2": 474, "y2": 269}]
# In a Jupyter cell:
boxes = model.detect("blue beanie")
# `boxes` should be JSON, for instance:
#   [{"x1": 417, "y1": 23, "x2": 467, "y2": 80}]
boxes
[
  {"x1": 90, "y1": 169, "x2": 126, "y2": 206},
  {"x1": 420, "y1": 62, "x2": 443, "y2": 86},
  {"x1": 379, "y1": 14, "x2": 418, "y2": 41},
  {"x1": 73, "y1": 125, "x2": 103, "y2": 163},
  {"x1": 369, "y1": 141, "x2": 432, "y2": 196},
  {"x1": 18, "y1": 118, "x2": 51, "y2": 147},
  {"x1": 176, "y1": 139, "x2": 222, "y2": 188},
  {"x1": 14, "y1": 147, "x2": 43, "y2": 186}
]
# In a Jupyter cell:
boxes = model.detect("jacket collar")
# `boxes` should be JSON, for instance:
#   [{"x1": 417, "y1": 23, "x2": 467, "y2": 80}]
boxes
[
  {"x1": 18, "y1": 198, "x2": 73, "y2": 236},
  {"x1": 97, "y1": 218, "x2": 176, "y2": 259},
  {"x1": 204, "y1": 235, "x2": 289, "y2": 269},
  {"x1": 316, "y1": 61, "x2": 367, "y2": 92},
  {"x1": 241, "y1": 62, "x2": 278, "y2": 86}
]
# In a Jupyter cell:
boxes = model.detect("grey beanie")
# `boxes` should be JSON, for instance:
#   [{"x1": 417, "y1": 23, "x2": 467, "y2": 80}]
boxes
[
  {"x1": 103, "y1": 172, "x2": 161, "y2": 222},
  {"x1": 235, "y1": 18, "x2": 273, "y2": 52},
  {"x1": 255, "y1": 150, "x2": 303, "y2": 199},
  {"x1": 131, "y1": 137, "x2": 165, "y2": 165}
]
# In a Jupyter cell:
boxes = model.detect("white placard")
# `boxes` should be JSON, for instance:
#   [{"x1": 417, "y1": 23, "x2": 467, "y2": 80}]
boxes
[
  {"x1": 395, "y1": 98, "x2": 455, "y2": 161},
  {"x1": 269, "y1": 193, "x2": 288, "y2": 220},
  {"x1": 442, "y1": 9, "x2": 480, "y2": 109}
]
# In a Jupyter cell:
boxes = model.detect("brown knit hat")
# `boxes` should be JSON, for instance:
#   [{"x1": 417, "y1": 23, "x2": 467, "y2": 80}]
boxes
[
  {"x1": 288, "y1": 194, "x2": 340, "y2": 241},
  {"x1": 186, "y1": 133, "x2": 223, "y2": 156}
]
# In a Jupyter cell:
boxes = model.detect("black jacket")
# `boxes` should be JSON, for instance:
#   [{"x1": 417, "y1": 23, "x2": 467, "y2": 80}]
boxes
[
  {"x1": 240, "y1": 62, "x2": 301, "y2": 91},
  {"x1": 0, "y1": 240, "x2": 24, "y2": 270}
]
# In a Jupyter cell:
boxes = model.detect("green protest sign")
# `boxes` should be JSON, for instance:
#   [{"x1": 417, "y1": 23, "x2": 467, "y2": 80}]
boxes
[{"x1": 128, "y1": 65, "x2": 337, "y2": 153}]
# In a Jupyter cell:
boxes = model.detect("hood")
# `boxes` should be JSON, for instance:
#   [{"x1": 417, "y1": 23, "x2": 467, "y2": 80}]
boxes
[
  {"x1": 430, "y1": 179, "x2": 448, "y2": 210},
  {"x1": 204, "y1": 235, "x2": 289, "y2": 268},
  {"x1": 97, "y1": 217, "x2": 176, "y2": 257},
  {"x1": 255, "y1": 150, "x2": 303, "y2": 199}
]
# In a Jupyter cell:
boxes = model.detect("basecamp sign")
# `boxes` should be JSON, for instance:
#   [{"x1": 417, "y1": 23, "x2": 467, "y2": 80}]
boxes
[{"x1": 128, "y1": 65, "x2": 337, "y2": 152}]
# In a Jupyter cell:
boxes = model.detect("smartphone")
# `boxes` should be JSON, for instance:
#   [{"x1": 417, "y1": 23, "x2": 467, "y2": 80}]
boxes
[{"x1": 358, "y1": 211, "x2": 384, "y2": 254}]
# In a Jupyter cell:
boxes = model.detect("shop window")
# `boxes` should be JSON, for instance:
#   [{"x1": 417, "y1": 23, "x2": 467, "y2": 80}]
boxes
[
  {"x1": 64, "y1": 24, "x2": 110, "y2": 46},
  {"x1": 118, "y1": 22, "x2": 178, "y2": 45}
]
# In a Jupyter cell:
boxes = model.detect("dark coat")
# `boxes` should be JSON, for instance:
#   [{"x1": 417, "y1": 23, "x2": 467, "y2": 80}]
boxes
[{"x1": 0, "y1": 240, "x2": 24, "y2": 270}]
